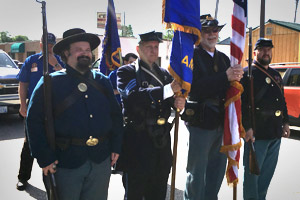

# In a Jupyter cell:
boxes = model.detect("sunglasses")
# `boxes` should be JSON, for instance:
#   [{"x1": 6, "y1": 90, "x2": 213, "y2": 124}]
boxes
[{"x1": 202, "y1": 28, "x2": 219, "y2": 34}]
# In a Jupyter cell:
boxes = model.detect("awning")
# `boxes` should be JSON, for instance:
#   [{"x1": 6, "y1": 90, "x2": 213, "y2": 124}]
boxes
[{"x1": 11, "y1": 43, "x2": 25, "y2": 53}]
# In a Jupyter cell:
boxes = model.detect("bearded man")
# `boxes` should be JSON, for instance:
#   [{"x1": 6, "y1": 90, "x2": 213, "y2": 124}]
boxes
[
  {"x1": 241, "y1": 38, "x2": 290, "y2": 200},
  {"x1": 26, "y1": 28, "x2": 123, "y2": 200},
  {"x1": 183, "y1": 14, "x2": 244, "y2": 200}
]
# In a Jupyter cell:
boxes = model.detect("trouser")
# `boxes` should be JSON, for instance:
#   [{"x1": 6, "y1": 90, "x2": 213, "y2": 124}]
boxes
[
  {"x1": 184, "y1": 126, "x2": 227, "y2": 200},
  {"x1": 243, "y1": 138, "x2": 281, "y2": 200},
  {"x1": 17, "y1": 118, "x2": 34, "y2": 182},
  {"x1": 123, "y1": 168, "x2": 170, "y2": 200},
  {"x1": 44, "y1": 158, "x2": 111, "y2": 200}
]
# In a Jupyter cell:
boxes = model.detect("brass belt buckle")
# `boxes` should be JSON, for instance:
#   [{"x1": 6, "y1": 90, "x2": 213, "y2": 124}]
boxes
[
  {"x1": 157, "y1": 118, "x2": 166, "y2": 125},
  {"x1": 86, "y1": 136, "x2": 99, "y2": 146}
]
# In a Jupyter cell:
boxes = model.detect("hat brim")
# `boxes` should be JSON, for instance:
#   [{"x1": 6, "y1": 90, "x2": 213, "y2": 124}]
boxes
[
  {"x1": 201, "y1": 24, "x2": 225, "y2": 32},
  {"x1": 254, "y1": 44, "x2": 274, "y2": 50},
  {"x1": 53, "y1": 33, "x2": 100, "y2": 55}
]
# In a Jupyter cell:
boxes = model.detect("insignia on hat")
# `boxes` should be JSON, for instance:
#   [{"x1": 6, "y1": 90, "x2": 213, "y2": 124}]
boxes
[
  {"x1": 78, "y1": 83, "x2": 87, "y2": 92},
  {"x1": 206, "y1": 16, "x2": 214, "y2": 20}
]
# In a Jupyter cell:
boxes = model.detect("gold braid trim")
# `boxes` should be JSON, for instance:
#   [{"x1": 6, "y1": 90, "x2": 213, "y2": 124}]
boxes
[
  {"x1": 224, "y1": 81, "x2": 244, "y2": 107},
  {"x1": 224, "y1": 151, "x2": 240, "y2": 185},
  {"x1": 220, "y1": 140, "x2": 242, "y2": 153},
  {"x1": 168, "y1": 64, "x2": 191, "y2": 98}
]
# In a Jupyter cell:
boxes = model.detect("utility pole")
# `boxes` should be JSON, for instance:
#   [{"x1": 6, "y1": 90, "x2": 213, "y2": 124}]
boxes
[
  {"x1": 260, "y1": 0, "x2": 265, "y2": 38},
  {"x1": 295, "y1": 0, "x2": 299, "y2": 23}
]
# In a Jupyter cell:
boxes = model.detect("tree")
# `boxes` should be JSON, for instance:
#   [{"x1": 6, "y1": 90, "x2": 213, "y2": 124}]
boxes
[
  {"x1": 14, "y1": 35, "x2": 29, "y2": 42},
  {"x1": 0, "y1": 31, "x2": 13, "y2": 43},
  {"x1": 121, "y1": 25, "x2": 134, "y2": 37},
  {"x1": 0, "y1": 31, "x2": 29, "y2": 43}
]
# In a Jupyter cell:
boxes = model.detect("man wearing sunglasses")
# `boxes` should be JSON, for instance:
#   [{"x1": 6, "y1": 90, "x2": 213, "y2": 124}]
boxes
[{"x1": 183, "y1": 14, "x2": 244, "y2": 200}]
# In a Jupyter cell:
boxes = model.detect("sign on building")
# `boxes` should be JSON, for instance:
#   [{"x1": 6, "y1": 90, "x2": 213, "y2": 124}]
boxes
[{"x1": 97, "y1": 12, "x2": 122, "y2": 29}]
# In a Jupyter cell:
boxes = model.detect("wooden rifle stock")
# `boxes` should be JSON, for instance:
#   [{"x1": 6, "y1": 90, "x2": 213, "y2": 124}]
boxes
[
  {"x1": 247, "y1": 28, "x2": 260, "y2": 175},
  {"x1": 38, "y1": 1, "x2": 59, "y2": 199}
]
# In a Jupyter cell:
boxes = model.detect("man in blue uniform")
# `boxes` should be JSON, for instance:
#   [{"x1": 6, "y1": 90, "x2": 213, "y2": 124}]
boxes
[
  {"x1": 241, "y1": 38, "x2": 290, "y2": 200},
  {"x1": 26, "y1": 28, "x2": 123, "y2": 200},
  {"x1": 109, "y1": 53, "x2": 138, "y2": 104},
  {"x1": 183, "y1": 14, "x2": 244, "y2": 200},
  {"x1": 117, "y1": 31, "x2": 185, "y2": 200},
  {"x1": 16, "y1": 32, "x2": 64, "y2": 190}
]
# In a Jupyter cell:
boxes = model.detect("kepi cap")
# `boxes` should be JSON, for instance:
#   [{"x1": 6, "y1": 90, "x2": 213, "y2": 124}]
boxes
[
  {"x1": 53, "y1": 28, "x2": 100, "y2": 55},
  {"x1": 254, "y1": 38, "x2": 274, "y2": 50},
  {"x1": 138, "y1": 31, "x2": 163, "y2": 43}
]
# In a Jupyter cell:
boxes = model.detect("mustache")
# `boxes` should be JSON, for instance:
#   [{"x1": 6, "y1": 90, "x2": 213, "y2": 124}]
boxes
[
  {"x1": 77, "y1": 56, "x2": 91, "y2": 61},
  {"x1": 208, "y1": 36, "x2": 217, "y2": 40}
]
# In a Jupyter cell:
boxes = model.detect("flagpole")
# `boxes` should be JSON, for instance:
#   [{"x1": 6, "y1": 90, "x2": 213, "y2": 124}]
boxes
[
  {"x1": 215, "y1": 0, "x2": 220, "y2": 19},
  {"x1": 233, "y1": 182, "x2": 237, "y2": 200},
  {"x1": 170, "y1": 109, "x2": 180, "y2": 200},
  {"x1": 260, "y1": 0, "x2": 265, "y2": 37}
]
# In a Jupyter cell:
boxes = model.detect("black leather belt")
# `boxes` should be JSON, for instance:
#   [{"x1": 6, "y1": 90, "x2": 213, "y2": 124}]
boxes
[
  {"x1": 257, "y1": 109, "x2": 282, "y2": 117},
  {"x1": 55, "y1": 134, "x2": 109, "y2": 150}
]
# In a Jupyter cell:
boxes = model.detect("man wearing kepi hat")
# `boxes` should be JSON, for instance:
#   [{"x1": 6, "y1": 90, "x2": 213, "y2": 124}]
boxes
[
  {"x1": 26, "y1": 28, "x2": 123, "y2": 200},
  {"x1": 16, "y1": 32, "x2": 64, "y2": 191},
  {"x1": 241, "y1": 38, "x2": 290, "y2": 200},
  {"x1": 183, "y1": 14, "x2": 244, "y2": 200},
  {"x1": 117, "y1": 31, "x2": 185, "y2": 199}
]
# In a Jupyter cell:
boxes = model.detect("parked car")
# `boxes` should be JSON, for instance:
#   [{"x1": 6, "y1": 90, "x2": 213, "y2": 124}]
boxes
[
  {"x1": 270, "y1": 62, "x2": 300, "y2": 126},
  {"x1": 0, "y1": 50, "x2": 20, "y2": 115},
  {"x1": 13, "y1": 59, "x2": 24, "y2": 69}
]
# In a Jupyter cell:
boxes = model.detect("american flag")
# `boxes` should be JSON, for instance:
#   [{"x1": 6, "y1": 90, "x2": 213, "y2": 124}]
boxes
[{"x1": 220, "y1": 0, "x2": 247, "y2": 185}]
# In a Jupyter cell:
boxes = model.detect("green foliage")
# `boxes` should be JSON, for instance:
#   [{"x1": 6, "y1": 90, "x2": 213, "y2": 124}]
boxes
[
  {"x1": 121, "y1": 25, "x2": 134, "y2": 37},
  {"x1": 0, "y1": 31, "x2": 29, "y2": 43},
  {"x1": 0, "y1": 31, "x2": 13, "y2": 42},
  {"x1": 14, "y1": 35, "x2": 29, "y2": 42}
]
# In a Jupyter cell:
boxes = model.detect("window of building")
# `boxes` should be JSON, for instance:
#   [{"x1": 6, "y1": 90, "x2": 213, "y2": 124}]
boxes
[{"x1": 266, "y1": 27, "x2": 273, "y2": 36}]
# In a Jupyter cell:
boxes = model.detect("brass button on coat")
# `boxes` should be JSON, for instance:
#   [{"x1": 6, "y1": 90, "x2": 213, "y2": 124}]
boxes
[{"x1": 78, "y1": 83, "x2": 87, "y2": 92}]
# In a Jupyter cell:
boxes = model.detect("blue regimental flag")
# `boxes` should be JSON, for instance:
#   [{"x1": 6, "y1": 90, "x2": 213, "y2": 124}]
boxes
[
  {"x1": 163, "y1": 0, "x2": 201, "y2": 97},
  {"x1": 99, "y1": 0, "x2": 122, "y2": 75}
]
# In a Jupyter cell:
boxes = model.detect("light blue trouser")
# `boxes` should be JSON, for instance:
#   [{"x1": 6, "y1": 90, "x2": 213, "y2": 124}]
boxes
[
  {"x1": 53, "y1": 158, "x2": 111, "y2": 200},
  {"x1": 184, "y1": 126, "x2": 227, "y2": 200},
  {"x1": 243, "y1": 138, "x2": 281, "y2": 200}
]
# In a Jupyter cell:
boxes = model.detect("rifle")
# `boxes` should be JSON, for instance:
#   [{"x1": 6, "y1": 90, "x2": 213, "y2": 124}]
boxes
[
  {"x1": 37, "y1": 0, "x2": 59, "y2": 199},
  {"x1": 247, "y1": 27, "x2": 260, "y2": 175}
]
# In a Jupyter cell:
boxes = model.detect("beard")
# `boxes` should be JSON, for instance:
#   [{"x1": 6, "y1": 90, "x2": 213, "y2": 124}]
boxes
[
  {"x1": 201, "y1": 37, "x2": 217, "y2": 51},
  {"x1": 76, "y1": 56, "x2": 91, "y2": 73},
  {"x1": 258, "y1": 55, "x2": 272, "y2": 66}
]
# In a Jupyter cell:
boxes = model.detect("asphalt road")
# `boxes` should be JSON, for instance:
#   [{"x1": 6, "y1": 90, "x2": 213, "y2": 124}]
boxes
[{"x1": 1, "y1": 114, "x2": 300, "y2": 200}]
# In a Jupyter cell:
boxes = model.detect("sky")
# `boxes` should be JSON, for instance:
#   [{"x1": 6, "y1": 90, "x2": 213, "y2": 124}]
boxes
[{"x1": 0, "y1": 0, "x2": 298, "y2": 41}]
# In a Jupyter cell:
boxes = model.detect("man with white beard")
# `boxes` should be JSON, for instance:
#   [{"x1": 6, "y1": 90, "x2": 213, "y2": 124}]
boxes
[{"x1": 182, "y1": 14, "x2": 244, "y2": 200}]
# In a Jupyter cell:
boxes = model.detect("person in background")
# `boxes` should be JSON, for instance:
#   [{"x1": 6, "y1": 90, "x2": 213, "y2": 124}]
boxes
[
  {"x1": 241, "y1": 38, "x2": 290, "y2": 200},
  {"x1": 109, "y1": 53, "x2": 138, "y2": 104},
  {"x1": 117, "y1": 31, "x2": 185, "y2": 200},
  {"x1": 16, "y1": 32, "x2": 64, "y2": 191},
  {"x1": 26, "y1": 28, "x2": 123, "y2": 200},
  {"x1": 183, "y1": 14, "x2": 244, "y2": 200}
]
